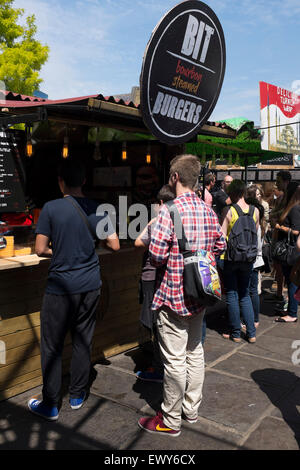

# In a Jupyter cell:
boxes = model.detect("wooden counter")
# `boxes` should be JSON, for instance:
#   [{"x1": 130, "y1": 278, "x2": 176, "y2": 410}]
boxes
[{"x1": 0, "y1": 247, "x2": 148, "y2": 401}]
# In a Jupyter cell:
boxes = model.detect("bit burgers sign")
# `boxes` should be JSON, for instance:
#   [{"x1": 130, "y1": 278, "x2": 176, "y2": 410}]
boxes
[{"x1": 140, "y1": 0, "x2": 226, "y2": 144}]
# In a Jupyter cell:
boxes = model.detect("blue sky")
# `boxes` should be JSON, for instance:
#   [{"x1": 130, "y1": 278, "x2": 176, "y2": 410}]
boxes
[{"x1": 13, "y1": 0, "x2": 300, "y2": 125}]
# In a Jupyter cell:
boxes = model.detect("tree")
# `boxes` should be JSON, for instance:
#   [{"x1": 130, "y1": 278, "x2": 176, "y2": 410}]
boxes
[{"x1": 0, "y1": 0, "x2": 49, "y2": 96}]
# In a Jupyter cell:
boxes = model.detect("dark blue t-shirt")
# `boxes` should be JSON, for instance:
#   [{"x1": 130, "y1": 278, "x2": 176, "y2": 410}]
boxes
[{"x1": 36, "y1": 196, "x2": 115, "y2": 295}]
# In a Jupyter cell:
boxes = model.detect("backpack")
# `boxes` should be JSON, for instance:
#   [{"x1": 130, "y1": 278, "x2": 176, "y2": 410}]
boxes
[
  {"x1": 226, "y1": 204, "x2": 258, "y2": 263},
  {"x1": 165, "y1": 201, "x2": 222, "y2": 307}
]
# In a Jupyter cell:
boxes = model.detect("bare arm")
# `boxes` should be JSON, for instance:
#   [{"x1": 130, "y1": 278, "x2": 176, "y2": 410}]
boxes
[
  {"x1": 35, "y1": 234, "x2": 53, "y2": 257},
  {"x1": 105, "y1": 232, "x2": 120, "y2": 251},
  {"x1": 297, "y1": 235, "x2": 300, "y2": 252},
  {"x1": 221, "y1": 206, "x2": 231, "y2": 237},
  {"x1": 134, "y1": 218, "x2": 157, "y2": 249},
  {"x1": 275, "y1": 224, "x2": 299, "y2": 237}
]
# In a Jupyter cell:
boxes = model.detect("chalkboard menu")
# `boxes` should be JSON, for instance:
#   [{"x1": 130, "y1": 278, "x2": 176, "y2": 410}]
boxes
[{"x1": 0, "y1": 130, "x2": 26, "y2": 213}]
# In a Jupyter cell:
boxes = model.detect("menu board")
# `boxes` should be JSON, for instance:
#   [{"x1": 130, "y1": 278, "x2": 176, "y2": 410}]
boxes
[{"x1": 0, "y1": 130, "x2": 26, "y2": 213}]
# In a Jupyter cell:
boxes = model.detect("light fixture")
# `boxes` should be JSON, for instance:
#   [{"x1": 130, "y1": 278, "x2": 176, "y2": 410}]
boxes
[
  {"x1": 26, "y1": 124, "x2": 33, "y2": 157},
  {"x1": 146, "y1": 142, "x2": 151, "y2": 164},
  {"x1": 93, "y1": 127, "x2": 101, "y2": 161},
  {"x1": 62, "y1": 126, "x2": 69, "y2": 159},
  {"x1": 122, "y1": 141, "x2": 127, "y2": 161}
]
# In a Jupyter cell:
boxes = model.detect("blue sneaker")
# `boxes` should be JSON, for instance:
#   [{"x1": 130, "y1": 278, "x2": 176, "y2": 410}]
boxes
[
  {"x1": 136, "y1": 368, "x2": 164, "y2": 383},
  {"x1": 69, "y1": 391, "x2": 86, "y2": 410},
  {"x1": 28, "y1": 398, "x2": 59, "y2": 421}
]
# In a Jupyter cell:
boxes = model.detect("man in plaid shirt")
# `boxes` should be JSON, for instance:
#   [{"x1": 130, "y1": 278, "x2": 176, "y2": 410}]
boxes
[{"x1": 138, "y1": 154, "x2": 226, "y2": 437}]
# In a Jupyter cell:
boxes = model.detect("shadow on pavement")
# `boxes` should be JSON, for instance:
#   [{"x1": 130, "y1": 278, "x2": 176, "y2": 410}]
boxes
[{"x1": 251, "y1": 369, "x2": 300, "y2": 449}]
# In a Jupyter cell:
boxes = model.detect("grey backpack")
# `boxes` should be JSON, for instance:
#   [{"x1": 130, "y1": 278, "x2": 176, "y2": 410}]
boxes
[{"x1": 227, "y1": 204, "x2": 258, "y2": 263}]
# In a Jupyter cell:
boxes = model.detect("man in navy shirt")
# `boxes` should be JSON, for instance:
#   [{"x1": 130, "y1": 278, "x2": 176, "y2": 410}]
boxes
[{"x1": 28, "y1": 159, "x2": 119, "y2": 421}]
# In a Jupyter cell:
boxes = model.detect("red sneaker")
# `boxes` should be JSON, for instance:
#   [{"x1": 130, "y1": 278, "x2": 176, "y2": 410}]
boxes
[{"x1": 138, "y1": 412, "x2": 181, "y2": 437}]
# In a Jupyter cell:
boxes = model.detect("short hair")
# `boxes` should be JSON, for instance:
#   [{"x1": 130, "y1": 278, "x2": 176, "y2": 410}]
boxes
[
  {"x1": 156, "y1": 184, "x2": 175, "y2": 203},
  {"x1": 277, "y1": 170, "x2": 291, "y2": 183},
  {"x1": 205, "y1": 173, "x2": 215, "y2": 186},
  {"x1": 169, "y1": 154, "x2": 201, "y2": 190},
  {"x1": 227, "y1": 179, "x2": 246, "y2": 199},
  {"x1": 58, "y1": 159, "x2": 86, "y2": 188}
]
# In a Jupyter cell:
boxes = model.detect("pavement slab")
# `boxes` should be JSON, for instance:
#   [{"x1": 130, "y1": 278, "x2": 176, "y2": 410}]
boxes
[
  {"x1": 198, "y1": 369, "x2": 281, "y2": 435},
  {"x1": 242, "y1": 416, "x2": 300, "y2": 451},
  {"x1": 211, "y1": 351, "x2": 300, "y2": 386}
]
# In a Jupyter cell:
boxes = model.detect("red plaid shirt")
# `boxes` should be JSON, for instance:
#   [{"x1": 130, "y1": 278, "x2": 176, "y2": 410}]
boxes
[{"x1": 149, "y1": 191, "x2": 226, "y2": 316}]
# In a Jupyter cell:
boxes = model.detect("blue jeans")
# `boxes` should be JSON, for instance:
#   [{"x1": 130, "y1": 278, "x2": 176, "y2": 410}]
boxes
[
  {"x1": 249, "y1": 269, "x2": 260, "y2": 323},
  {"x1": 223, "y1": 261, "x2": 256, "y2": 339},
  {"x1": 282, "y1": 264, "x2": 299, "y2": 318}
]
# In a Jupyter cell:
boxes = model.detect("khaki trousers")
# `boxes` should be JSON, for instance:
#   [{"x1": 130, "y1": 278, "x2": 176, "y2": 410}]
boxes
[{"x1": 156, "y1": 307, "x2": 205, "y2": 431}]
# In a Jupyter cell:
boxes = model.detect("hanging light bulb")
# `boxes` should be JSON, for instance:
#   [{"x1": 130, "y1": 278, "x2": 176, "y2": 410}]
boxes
[
  {"x1": 26, "y1": 125, "x2": 33, "y2": 157},
  {"x1": 146, "y1": 142, "x2": 151, "y2": 164},
  {"x1": 122, "y1": 141, "x2": 127, "y2": 161},
  {"x1": 93, "y1": 128, "x2": 101, "y2": 161},
  {"x1": 62, "y1": 135, "x2": 69, "y2": 159}
]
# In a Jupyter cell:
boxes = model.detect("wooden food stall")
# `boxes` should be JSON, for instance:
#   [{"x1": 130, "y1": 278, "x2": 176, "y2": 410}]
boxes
[{"x1": 0, "y1": 90, "x2": 235, "y2": 401}]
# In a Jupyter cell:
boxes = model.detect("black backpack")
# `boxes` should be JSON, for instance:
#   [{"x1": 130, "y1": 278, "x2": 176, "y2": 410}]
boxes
[{"x1": 227, "y1": 204, "x2": 258, "y2": 263}]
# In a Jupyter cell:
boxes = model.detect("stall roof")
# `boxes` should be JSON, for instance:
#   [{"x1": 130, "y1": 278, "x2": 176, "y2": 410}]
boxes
[
  {"x1": 0, "y1": 90, "x2": 237, "y2": 138},
  {"x1": 186, "y1": 125, "x2": 291, "y2": 166}
]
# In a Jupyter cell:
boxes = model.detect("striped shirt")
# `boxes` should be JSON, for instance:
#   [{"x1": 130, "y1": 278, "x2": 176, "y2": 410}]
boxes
[{"x1": 149, "y1": 191, "x2": 226, "y2": 316}]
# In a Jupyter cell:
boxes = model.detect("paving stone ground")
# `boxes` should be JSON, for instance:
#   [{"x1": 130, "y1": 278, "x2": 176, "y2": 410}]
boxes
[{"x1": 0, "y1": 276, "x2": 300, "y2": 451}]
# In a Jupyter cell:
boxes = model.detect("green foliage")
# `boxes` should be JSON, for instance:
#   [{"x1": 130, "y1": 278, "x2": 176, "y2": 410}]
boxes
[{"x1": 0, "y1": 0, "x2": 49, "y2": 95}]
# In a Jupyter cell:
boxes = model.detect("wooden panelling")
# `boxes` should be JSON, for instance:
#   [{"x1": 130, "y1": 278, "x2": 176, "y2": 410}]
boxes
[{"x1": 0, "y1": 248, "x2": 145, "y2": 401}]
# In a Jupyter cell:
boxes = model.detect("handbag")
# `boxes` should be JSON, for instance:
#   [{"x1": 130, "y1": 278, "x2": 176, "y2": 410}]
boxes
[
  {"x1": 271, "y1": 229, "x2": 300, "y2": 267},
  {"x1": 165, "y1": 201, "x2": 222, "y2": 307}
]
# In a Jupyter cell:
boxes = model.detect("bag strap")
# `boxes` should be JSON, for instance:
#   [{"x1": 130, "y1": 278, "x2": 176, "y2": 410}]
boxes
[
  {"x1": 65, "y1": 196, "x2": 95, "y2": 241},
  {"x1": 233, "y1": 203, "x2": 255, "y2": 219},
  {"x1": 232, "y1": 203, "x2": 244, "y2": 218},
  {"x1": 165, "y1": 201, "x2": 191, "y2": 253},
  {"x1": 248, "y1": 205, "x2": 255, "y2": 218}
]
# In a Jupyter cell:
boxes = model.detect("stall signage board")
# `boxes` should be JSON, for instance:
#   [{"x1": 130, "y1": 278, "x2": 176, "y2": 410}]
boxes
[
  {"x1": 0, "y1": 130, "x2": 26, "y2": 213},
  {"x1": 260, "y1": 153, "x2": 294, "y2": 166},
  {"x1": 260, "y1": 81, "x2": 300, "y2": 154},
  {"x1": 140, "y1": 0, "x2": 226, "y2": 145}
]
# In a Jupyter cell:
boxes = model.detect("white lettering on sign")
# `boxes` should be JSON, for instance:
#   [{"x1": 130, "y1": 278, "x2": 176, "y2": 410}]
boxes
[
  {"x1": 152, "y1": 91, "x2": 202, "y2": 124},
  {"x1": 181, "y1": 14, "x2": 214, "y2": 64}
]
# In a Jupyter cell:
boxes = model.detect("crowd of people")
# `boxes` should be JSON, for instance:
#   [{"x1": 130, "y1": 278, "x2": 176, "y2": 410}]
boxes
[{"x1": 26, "y1": 157, "x2": 300, "y2": 439}]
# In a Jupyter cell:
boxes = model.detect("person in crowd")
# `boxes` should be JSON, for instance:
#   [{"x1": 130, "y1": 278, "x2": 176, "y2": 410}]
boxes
[
  {"x1": 270, "y1": 171, "x2": 292, "y2": 224},
  {"x1": 275, "y1": 185, "x2": 300, "y2": 323},
  {"x1": 255, "y1": 184, "x2": 270, "y2": 226},
  {"x1": 138, "y1": 154, "x2": 226, "y2": 437},
  {"x1": 134, "y1": 184, "x2": 175, "y2": 383},
  {"x1": 270, "y1": 179, "x2": 298, "y2": 305},
  {"x1": 203, "y1": 172, "x2": 216, "y2": 208},
  {"x1": 221, "y1": 180, "x2": 259, "y2": 343},
  {"x1": 28, "y1": 159, "x2": 120, "y2": 421},
  {"x1": 214, "y1": 174, "x2": 233, "y2": 221},
  {"x1": 245, "y1": 186, "x2": 266, "y2": 329}
]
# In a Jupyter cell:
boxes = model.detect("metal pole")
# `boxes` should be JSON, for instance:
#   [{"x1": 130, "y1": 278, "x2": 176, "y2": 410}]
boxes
[{"x1": 245, "y1": 156, "x2": 248, "y2": 185}]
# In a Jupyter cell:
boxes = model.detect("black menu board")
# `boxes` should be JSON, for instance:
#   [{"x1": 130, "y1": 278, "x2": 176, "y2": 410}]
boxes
[{"x1": 0, "y1": 129, "x2": 26, "y2": 213}]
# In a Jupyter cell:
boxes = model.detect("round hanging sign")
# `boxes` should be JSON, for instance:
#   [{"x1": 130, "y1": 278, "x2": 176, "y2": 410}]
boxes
[{"x1": 140, "y1": 0, "x2": 226, "y2": 145}]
